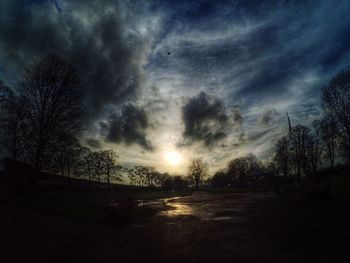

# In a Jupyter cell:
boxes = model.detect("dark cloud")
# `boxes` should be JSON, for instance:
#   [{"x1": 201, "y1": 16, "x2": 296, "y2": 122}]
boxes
[
  {"x1": 85, "y1": 139, "x2": 101, "y2": 149},
  {"x1": 180, "y1": 92, "x2": 229, "y2": 147},
  {"x1": 105, "y1": 104, "x2": 153, "y2": 151},
  {"x1": 0, "y1": 0, "x2": 149, "y2": 123}
]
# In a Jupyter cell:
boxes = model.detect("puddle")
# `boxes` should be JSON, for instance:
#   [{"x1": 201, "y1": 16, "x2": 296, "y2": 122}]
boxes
[{"x1": 160, "y1": 203, "x2": 194, "y2": 217}]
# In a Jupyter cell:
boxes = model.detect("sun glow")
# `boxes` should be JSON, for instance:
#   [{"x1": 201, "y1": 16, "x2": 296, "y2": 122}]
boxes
[{"x1": 165, "y1": 151, "x2": 182, "y2": 166}]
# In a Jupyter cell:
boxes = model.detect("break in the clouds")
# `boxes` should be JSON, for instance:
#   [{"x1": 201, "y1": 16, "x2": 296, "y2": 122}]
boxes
[{"x1": 1, "y1": 0, "x2": 350, "y2": 173}]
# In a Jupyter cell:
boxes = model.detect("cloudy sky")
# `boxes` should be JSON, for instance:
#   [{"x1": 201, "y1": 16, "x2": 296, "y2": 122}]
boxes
[{"x1": 1, "y1": 0, "x2": 350, "y2": 174}]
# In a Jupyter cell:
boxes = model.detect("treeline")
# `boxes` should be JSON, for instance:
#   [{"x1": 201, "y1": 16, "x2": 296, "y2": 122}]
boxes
[
  {"x1": 0, "y1": 55, "x2": 85, "y2": 191},
  {"x1": 211, "y1": 68, "x2": 350, "y2": 188},
  {"x1": 271, "y1": 68, "x2": 350, "y2": 182},
  {"x1": 128, "y1": 166, "x2": 188, "y2": 190},
  {"x1": 211, "y1": 153, "x2": 264, "y2": 188},
  {"x1": 51, "y1": 142, "x2": 121, "y2": 186},
  {"x1": 0, "y1": 54, "x2": 190, "y2": 190},
  {"x1": 0, "y1": 55, "x2": 124, "y2": 190}
]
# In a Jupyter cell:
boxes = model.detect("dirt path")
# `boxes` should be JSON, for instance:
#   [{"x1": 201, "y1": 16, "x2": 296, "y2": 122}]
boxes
[{"x1": 1, "y1": 191, "x2": 350, "y2": 262}]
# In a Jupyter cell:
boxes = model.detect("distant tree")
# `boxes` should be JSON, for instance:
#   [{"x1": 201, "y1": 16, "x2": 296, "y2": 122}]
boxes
[
  {"x1": 127, "y1": 167, "x2": 137, "y2": 185},
  {"x1": 289, "y1": 125, "x2": 310, "y2": 181},
  {"x1": 91, "y1": 151, "x2": 103, "y2": 182},
  {"x1": 161, "y1": 174, "x2": 173, "y2": 191},
  {"x1": 128, "y1": 166, "x2": 151, "y2": 186},
  {"x1": 99, "y1": 150, "x2": 120, "y2": 186},
  {"x1": 306, "y1": 120, "x2": 324, "y2": 173},
  {"x1": 0, "y1": 81, "x2": 28, "y2": 160},
  {"x1": 245, "y1": 153, "x2": 261, "y2": 175},
  {"x1": 320, "y1": 117, "x2": 337, "y2": 168},
  {"x1": 188, "y1": 158, "x2": 208, "y2": 190},
  {"x1": 273, "y1": 136, "x2": 290, "y2": 177},
  {"x1": 211, "y1": 170, "x2": 231, "y2": 188},
  {"x1": 78, "y1": 147, "x2": 94, "y2": 181},
  {"x1": 172, "y1": 176, "x2": 187, "y2": 190},
  {"x1": 322, "y1": 68, "x2": 350, "y2": 157},
  {"x1": 152, "y1": 171, "x2": 165, "y2": 187},
  {"x1": 227, "y1": 158, "x2": 242, "y2": 183},
  {"x1": 55, "y1": 134, "x2": 81, "y2": 178},
  {"x1": 226, "y1": 154, "x2": 260, "y2": 184},
  {"x1": 143, "y1": 166, "x2": 156, "y2": 187}
]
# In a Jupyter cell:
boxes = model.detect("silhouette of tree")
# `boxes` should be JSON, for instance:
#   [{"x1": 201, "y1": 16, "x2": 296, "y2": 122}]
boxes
[
  {"x1": 172, "y1": 176, "x2": 187, "y2": 190},
  {"x1": 211, "y1": 169, "x2": 231, "y2": 188},
  {"x1": 226, "y1": 154, "x2": 260, "y2": 184},
  {"x1": 127, "y1": 166, "x2": 149, "y2": 186},
  {"x1": 152, "y1": 171, "x2": 165, "y2": 187},
  {"x1": 161, "y1": 173, "x2": 173, "y2": 191},
  {"x1": 143, "y1": 166, "x2": 156, "y2": 187},
  {"x1": 289, "y1": 125, "x2": 310, "y2": 182},
  {"x1": 127, "y1": 167, "x2": 137, "y2": 185},
  {"x1": 51, "y1": 133, "x2": 81, "y2": 177},
  {"x1": 306, "y1": 120, "x2": 324, "y2": 173},
  {"x1": 320, "y1": 117, "x2": 337, "y2": 168},
  {"x1": 0, "y1": 81, "x2": 28, "y2": 160},
  {"x1": 188, "y1": 158, "x2": 208, "y2": 190},
  {"x1": 91, "y1": 151, "x2": 103, "y2": 182},
  {"x1": 99, "y1": 150, "x2": 120, "y2": 186},
  {"x1": 322, "y1": 68, "x2": 350, "y2": 156},
  {"x1": 273, "y1": 136, "x2": 290, "y2": 177},
  {"x1": 19, "y1": 54, "x2": 83, "y2": 176},
  {"x1": 78, "y1": 147, "x2": 94, "y2": 182}
]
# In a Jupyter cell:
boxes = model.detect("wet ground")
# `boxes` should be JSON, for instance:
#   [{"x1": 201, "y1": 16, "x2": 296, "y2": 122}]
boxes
[{"x1": 1, "y1": 191, "x2": 350, "y2": 262}]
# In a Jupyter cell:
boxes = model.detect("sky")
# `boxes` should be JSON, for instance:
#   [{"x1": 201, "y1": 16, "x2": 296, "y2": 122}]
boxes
[{"x1": 1, "y1": 0, "x2": 350, "y2": 175}]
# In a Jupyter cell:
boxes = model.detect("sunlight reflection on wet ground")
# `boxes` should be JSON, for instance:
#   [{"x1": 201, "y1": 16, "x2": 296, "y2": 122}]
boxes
[
  {"x1": 142, "y1": 191, "x2": 274, "y2": 222},
  {"x1": 160, "y1": 203, "x2": 194, "y2": 217},
  {"x1": 138, "y1": 192, "x2": 276, "y2": 224}
]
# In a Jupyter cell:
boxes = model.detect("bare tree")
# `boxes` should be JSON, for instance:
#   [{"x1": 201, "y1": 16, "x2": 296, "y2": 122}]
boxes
[
  {"x1": 273, "y1": 136, "x2": 290, "y2": 177},
  {"x1": 211, "y1": 169, "x2": 231, "y2": 188},
  {"x1": 322, "y1": 68, "x2": 350, "y2": 152},
  {"x1": 321, "y1": 117, "x2": 337, "y2": 168},
  {"x1": 91, "y1": 151, "x2": 103, "y2": 182},
  {"x1": 289, "y1": 125, "x2": 310, "y2": 181},
  {"x1": 226, "y1": 154, "x2": 260, "y2": 184},
  {"x1": 0, "y1": 81, "x2": 28, "y2": 160},
  {"x1": 128, "y1": 166, "x2": 149, "y2": 186},
  {"x1": 51, "y1": 133, "x2": 81, "y2": 178},
  {"x1": 127, "y1": 167, "x2": 137, "y2": 185},
  {"x1": 142, "y1": 166, "x2": 157, "y2": 187},
  {"x1": 19, "y1": 54, "x2": 83, "y2": 175},
  {"x1": 79, "y1": 147, "x2": 94, "y2": 182},
  {"x1": 99, "y1": 150, "x2": 119, "y2": 186},
  {"x1": 306, "y1": 120, "x2": 324, "y2": 173},
  {"x1": 188, "y1": 158, "x2": 208, "y2": 190}
]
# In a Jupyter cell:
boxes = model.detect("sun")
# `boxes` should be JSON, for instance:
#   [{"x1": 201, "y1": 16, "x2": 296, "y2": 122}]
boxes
[{"x1": 165, "y1": 151, "x2": 182, "y2": 166}]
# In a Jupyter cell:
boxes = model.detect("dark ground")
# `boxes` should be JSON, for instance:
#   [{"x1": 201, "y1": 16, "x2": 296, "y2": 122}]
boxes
[{"x1": 1, "y1": 190, "x2": 350, "y2": 263}]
